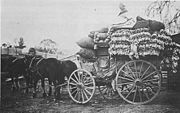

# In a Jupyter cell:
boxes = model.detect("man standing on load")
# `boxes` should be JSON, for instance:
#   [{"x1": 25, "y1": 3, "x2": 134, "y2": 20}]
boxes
[{"x1": 28, "y1": 48, "x2": 36, "y2": 56}]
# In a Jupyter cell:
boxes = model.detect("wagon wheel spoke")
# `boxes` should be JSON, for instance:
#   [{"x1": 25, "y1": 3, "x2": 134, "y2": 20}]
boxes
[
  {"x1": 71, "y1": 88, "x2": 78, "y2": 95},
  {"x1": 82, "y1": 89, "x2": 89, "y2": 100},
  {"x1": 77, "y1": 71, "x2": 82, "y2": 82},
  {"x1": 140, "y1": 65, "x2": 151, "y2": 79},
  {"x1": 70, "y1": 74, "x2": 79, "y2": 84},
  {"x1": 142, "y1": 71, "x2": 157, "y2": 81},
  {"x1": 70, "y1": 86, "x2": 77, "y2": 90},
  {"x1": 83, "y1": 77, "x2": 91, "y2": 84},
  {"x1": 126, "y1": 65, "x2": 136, "y2": 79},
  {"x1": 74, "y1": 90, "x2": 79, "y2": 99},
  {"x1": 144, "y1": 90, "x2": 150, "y2": 100},
  {"x1": 77, "y1": 91, "x2": 80, "y2": 101},
  {"x1": 134, "y1": 61, "x2": 138, "y2": 79},
  {"x1": 146, "y1": 83, "x2": 160, "y2": 89},
  {"x1": 139, "y1": 62, "x2": 144, "y2": 77},
  {"x1": 117, "y1": 82, "x2": 134, "y2": 86},
  {"x1": 121, "y1": 70, "x2": 134, "y2": 80},
  {"x1": 143, "y1": 78, "x2": 159, "y2": 83},
  {"x1": 84, "y1": 81, "x2": 93, "y2": 86},
  {"x1": 81, "y1": 74, "x2": 86, "y2": 83},
  {"x1": 121, "y1": 85, "x2": 133, "y2": 92},
  {"x1": 138, "y1": 87, "x2": 142, "y2": 102},
  {"x1": 85, "y1": 86, "x2": 94, "y2": 90},
  {"x1": 118, "y1": 76, "x2": 134, "y2": 82},
  {"x1": 73, "y1": 73, "x2": 80, "y2": 83},
  {"x1": 125, "y1": 85, "x2": 135, "y2": 99},
  {"x1": 69, "y1": 82, "x2": 77, "y2": 86},
  {"x1": 81, "y1": 90, "x2": 85, "y2": 102},
  {"x1": 84, "y1": 88, "x2": 92, "y2": 96},
  {"x1": 148, "y1": 87, "x2": 156, "y2": 95},
  {"x1": 133, "y1": 86, "x2": 137, "y2": 102}
]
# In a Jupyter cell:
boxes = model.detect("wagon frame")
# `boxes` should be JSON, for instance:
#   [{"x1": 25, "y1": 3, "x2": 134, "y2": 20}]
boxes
[{"x1": 67, "y1": 53, "x2": 162, "y2": 105}]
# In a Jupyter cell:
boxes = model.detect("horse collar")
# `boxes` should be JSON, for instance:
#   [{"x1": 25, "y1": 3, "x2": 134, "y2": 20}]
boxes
[
  {"x1": 12, "y1": 58, "x2": 18, "y2": 63},
  {"x1": 36, "y1": 57, "x2": 44, "y2": 66},
  {"x1": 29, "y1": 56, "x2": 36, "y2": 68}
]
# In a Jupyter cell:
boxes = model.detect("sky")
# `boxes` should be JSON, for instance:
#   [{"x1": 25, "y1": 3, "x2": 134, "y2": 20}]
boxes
[{"x1": 1, "y1": 0, "x2": 180, "y2": 54}]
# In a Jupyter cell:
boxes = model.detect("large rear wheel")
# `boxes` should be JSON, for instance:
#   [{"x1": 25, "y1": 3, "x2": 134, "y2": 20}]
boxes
[
  {"x1": 116, "y1": 60, "x2": 161, "y2": 104},
  {"x1": 67, "y1": 69, "x2": 96, "y2": 104}
]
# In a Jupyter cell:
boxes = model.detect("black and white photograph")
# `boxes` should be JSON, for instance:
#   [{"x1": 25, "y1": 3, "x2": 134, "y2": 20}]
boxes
[{"x1": 1, "y1": 0, "x2": 180, "y2": 112}]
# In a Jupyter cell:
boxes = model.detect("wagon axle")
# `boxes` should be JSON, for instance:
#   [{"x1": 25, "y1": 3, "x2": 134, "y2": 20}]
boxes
[
  {"x1": 134, "y1": 79, "x2": 143, "y2": 87},
  {"x1": 76, "y1": 83, "x2": 85, "y2": 90}
]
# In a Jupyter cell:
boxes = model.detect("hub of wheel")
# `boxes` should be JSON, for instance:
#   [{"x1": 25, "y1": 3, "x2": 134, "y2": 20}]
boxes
[
  {"x1": 76, "y1": 83, "x2": 84, "y2": 90},
  {"x1": 134, "y1": 79, "x2": 143, "y2": 87}
]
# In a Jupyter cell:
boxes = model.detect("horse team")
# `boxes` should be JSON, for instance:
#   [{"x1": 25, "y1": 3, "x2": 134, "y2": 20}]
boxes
[{"x1": 2, "y1": 54, "x2": 77, "y2": 100}]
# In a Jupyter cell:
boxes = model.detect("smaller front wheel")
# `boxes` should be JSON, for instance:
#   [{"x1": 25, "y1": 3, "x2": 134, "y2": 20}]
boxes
[{"x1": 67, "y1": 69, "x2": 96, "y2": 104}]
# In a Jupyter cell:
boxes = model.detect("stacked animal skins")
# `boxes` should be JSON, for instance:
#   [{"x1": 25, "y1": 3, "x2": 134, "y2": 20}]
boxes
[
  {"x1": 109, "y1": 28, "x2": 172, "y2": 58},
  {"x1": 77, "y1": 27, "x2": 110, "y2": 60},
  {"x1": 109, "y1": 29, "x2": 131, "y2": 56},
  {"x1": 88, "y1": 27, "x2": 111, "y2": 46}
]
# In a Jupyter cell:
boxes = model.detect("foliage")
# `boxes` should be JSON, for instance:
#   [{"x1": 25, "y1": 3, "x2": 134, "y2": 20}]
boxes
[
  {"x1": 145, "y1": 0, "x2": 180, "y2": 34},
  {"x1": 36, "y1": 39, "x2": 58, "y2": 54}
]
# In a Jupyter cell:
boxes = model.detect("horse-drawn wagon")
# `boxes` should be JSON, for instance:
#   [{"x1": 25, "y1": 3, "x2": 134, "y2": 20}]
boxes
[{"x1": 67, "y1": 26, "x2": 175, "y2": 105}]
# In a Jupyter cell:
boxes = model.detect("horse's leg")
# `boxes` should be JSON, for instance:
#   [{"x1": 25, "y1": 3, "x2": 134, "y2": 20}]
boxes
[
  {"x1": 24, "y1": 75, "x2": 29, "y2": 94},
  {"x1": 48, "y1": 80, "x2": 52, "y2": 96},
  {"x1": 32, "y1": 77, "x2": 39, "y2": 98},
  {"x1": 15, "y1": 75, "x2": 21, "y2": 91},
  {"x1": 41, "y1": 78, "x2": 47, "y2": 98},
  {"x1": 54, "y1": 82, "x2": 61, "y2": 100},
  {"x1": 11, "y1": 76, "x2": 16, "y2": 91}
]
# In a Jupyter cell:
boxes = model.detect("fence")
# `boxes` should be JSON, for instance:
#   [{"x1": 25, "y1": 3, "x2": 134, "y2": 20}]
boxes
[
  {"x1": 36, "y1": 51, "x2": 76, "y2": 60},
  {"x1": 1, "y1": 47, "x2": 22, "y2": 55}
]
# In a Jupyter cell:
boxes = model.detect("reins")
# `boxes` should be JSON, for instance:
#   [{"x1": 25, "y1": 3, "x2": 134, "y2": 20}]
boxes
[{"x1": 27, "y1": 56, "x2": 44, "y2": 77}]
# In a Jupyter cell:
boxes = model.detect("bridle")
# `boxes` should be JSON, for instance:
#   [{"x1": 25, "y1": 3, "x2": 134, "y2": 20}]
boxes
[{"x1": 26, "y1": 56, "x2": 44, "y2": 77}]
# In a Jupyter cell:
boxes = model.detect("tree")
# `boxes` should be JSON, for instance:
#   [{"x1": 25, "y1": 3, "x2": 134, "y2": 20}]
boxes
[
  {"x1": 37, "y1": 39, "x2": 58, "y2": 54},
  {"x1": 145, "y1": 0, "x2": 180, "y2": 34}
]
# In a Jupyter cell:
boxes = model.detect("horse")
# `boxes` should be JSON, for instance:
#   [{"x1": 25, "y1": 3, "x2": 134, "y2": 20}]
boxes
[
  {"x1": 7, "y1": 56, "x2": 31, "y2": 92},
  {"x1": 28, "y1": 57, "x2": 77, "y2": 99},
  {"x1": 1, "y1": 55, "x2": 17, "y2": 81},
  {"x1": 54, "y1": 60, "x2": 77, "y2": 99}
]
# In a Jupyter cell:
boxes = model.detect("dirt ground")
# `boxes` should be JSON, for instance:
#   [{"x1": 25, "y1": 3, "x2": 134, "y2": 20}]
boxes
[{"x1": 1, "y1": 83, "x2": 180, "y2": 113}]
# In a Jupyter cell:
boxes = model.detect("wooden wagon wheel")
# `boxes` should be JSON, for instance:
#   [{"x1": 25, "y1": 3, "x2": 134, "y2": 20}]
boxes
[
  {"x1": 115, "y1": 60, "x2": 161, "y2": 104},
  {"x1": 98, "y1": 80, "x2": 119, "y2": 99},
  {"x1": 67, "y1": 69, "x2": 96, "y2": 104}
]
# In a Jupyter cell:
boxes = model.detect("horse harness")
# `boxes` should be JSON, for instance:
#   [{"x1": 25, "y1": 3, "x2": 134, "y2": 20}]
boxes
[{"x1": 28, "y1": 56, "x2": 44, "y2": 77}]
